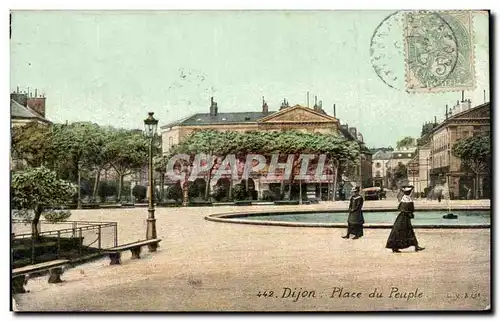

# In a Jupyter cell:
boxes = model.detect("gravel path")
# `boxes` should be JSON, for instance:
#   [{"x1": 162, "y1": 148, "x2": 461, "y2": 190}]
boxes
[{"x1": 14, "y1": 200, "x2": 491, "y2": 311}]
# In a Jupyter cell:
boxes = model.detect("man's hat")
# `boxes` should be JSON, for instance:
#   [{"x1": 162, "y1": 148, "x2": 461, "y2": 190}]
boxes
[
  {"x1": 401, "y1": 185, "x2": 414, "y2": 192},
  {"x1": 351, "y1": 186, "x2": 360, "y2": 192}
]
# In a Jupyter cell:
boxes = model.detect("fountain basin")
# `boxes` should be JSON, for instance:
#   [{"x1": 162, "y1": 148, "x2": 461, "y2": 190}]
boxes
[{"x1": 206, "y1": 210, "x2": 490, "y2": 228}]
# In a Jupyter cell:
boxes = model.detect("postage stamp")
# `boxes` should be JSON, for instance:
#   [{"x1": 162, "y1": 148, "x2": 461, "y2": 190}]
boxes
[
  {"x1": 9, "y1": 10, "x2": 490, "y2": 312},
  {"x1": 404, "y1": 10, "x2": 476, "y2": 92}
]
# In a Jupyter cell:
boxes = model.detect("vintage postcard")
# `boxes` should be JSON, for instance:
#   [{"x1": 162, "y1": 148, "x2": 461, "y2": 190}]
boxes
[{"x1": 10, "y1": 10, "x2": 491, "y2": 312}]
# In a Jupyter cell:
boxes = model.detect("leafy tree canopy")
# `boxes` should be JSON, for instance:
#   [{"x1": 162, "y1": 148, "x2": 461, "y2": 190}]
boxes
[{"x1": 396, "y1": 136, "x2": 416, "y2": 149}]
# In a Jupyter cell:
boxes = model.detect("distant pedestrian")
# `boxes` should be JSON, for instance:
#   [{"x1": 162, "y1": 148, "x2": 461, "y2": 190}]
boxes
[
  {"x1": 386, "y1": 186, "x2": 425, "y2": 253},
  {"x1": 342, "y1": 186, "x2": 364, "y2": 239}
]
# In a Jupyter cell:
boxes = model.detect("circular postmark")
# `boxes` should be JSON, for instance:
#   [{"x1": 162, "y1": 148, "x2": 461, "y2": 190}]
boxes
[
  {"x1": 370, "y1": 11, "x2": 459, "y2": 91},
  {"x1": 370, "y1": 11, "x2": 407, "y2": 91}
]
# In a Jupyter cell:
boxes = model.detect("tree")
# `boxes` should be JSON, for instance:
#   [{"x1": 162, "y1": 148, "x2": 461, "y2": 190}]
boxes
[
  {"x1": 11, "y1": 167, "x2": 77, "y2": 239},
  {"x1": 417, "y1": 122, "x2": 438, "y2": 147},
  {"x1": 392, "y1": 163, "x2": 408, "y2": 188},
  {"x1": 396, "y1": 136, "x2": 416, "y2": 149},
  {"x1": 173, "y1": 130, "x2": 360, "y2": 201},
  {"x1": 51, "y1": 122, "x2": 105, "y2": 208},
  {"x1": 154, "y1": 155, "x2": 170, "y2": 202},
  {"x1": 11, "y1": 122, "x2": 55, "y2": 168},
  {"x1": 107, "y1": 129, "x2": 149, "y2": 201},
  {"x1": 452, "y1": 135, "x2": 491, "y2": 199}
]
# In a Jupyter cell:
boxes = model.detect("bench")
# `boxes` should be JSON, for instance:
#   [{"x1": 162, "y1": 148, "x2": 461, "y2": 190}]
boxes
[
  {"x1": 104, "y1": 238, "x2": 162, "y2": 265},
  {"x1": 12, "y1": 259, "x2": 70, "y2": 294}
]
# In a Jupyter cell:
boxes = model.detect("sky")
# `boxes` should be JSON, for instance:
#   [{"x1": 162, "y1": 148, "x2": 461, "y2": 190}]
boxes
[{"x1": 10, "y1": 10, "x2": 490, "y2": 148}]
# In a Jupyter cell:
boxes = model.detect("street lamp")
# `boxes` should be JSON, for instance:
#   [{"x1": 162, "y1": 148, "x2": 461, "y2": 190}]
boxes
[{"x1": 144, "y1": 112, "x2": 159, "y2": 251}]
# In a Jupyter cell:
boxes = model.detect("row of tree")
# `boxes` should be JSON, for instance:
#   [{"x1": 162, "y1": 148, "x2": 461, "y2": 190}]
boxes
[
  {"x1": 166, "y1": 130, "x2": 361, "y2": 202},
  {"x1": 12, "y1": 121, "x2": 160, "y2": 206}
]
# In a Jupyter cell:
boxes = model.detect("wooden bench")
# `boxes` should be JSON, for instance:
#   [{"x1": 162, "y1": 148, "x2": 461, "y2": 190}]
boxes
[
  {"x1": 12, "y1": 259, "x2": 70, "y2": 294},
  {"x1": 104, "y1": 238, "x2": 161, "y2": 265}
]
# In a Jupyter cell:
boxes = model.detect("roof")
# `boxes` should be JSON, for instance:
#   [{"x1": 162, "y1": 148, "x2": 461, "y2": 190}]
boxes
[
  {"x1": 10, "y1": 99, "x2": 51, "y2": 124},
  {"x1": 161, "y1": 111, "x2": 276, "y2": 128},
  {"x1": 391, "y1": 149, "x2": 416, "y2": 159},
  {"x1": 431, "y1": 102, "x2": 490, "y2": 133},
  {"x1": 372, "y1": 150, "x2": 392, "y2": 160}
]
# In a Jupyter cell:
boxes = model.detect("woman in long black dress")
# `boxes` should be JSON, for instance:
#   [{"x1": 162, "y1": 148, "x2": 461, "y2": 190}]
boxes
[
  {"x1": 386, "y1": 186, "x2": 425, "y2": 253},
  {"x1": 342, "y1": 186, "x2": 364, "y2": 239}
]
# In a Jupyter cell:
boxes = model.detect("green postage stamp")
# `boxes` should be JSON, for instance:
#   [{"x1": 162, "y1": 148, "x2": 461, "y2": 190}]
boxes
[{"x1": 404, "y1": 11, "x2": 476, "y2": 92}]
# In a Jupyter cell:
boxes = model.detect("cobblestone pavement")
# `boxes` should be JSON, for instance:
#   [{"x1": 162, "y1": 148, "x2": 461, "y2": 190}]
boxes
[{"x1": 14, "y1": 200, "x2": 491, "y2": 311}]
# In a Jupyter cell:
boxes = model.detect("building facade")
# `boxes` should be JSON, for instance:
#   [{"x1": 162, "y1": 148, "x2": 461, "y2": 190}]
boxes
[
  {"x1": 371, "y1": 150, "x2": 392, "y2": 188},
  {"x1": 11, "y1": 89, "x2": 50, "y2": 127},
  {"x1": 428, "y1": 101, "x2": 490, "y2": 199},
  {"x1": 161, "y1": 97, "x2": 370, "y2": 201},
  {"x1": 10, "y1": 89, "x2": 51, "y2": 171}
]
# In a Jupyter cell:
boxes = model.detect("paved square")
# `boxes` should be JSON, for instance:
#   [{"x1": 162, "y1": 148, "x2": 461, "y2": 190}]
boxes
[{"x1": 14, "y1": 201, "x2": 490, "y2": 311}]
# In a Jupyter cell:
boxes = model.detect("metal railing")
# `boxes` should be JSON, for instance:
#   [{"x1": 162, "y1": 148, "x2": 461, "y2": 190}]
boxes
[{"x1": 12, "y1": 220, "x2": 118, "y2": 266}]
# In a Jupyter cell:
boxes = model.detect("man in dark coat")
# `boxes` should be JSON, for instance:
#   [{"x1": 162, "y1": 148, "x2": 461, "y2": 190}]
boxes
[
  {"x1": 342, "y1": 186, "x2": 364, "y2": 239},
  {"x1": 386, "y1": 185, "x2": 425, "y2": 252}
]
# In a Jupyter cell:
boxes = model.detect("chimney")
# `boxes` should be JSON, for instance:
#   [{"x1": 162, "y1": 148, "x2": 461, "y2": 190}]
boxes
[
  {"x1": 333, "y1": 104, "x2": 336, "y2": 118},
  {"x1": 445, "y1": 105, "x2": 448, "y2": 119},
  {"x1": 262, "y1": 96, "x2": 268, "y2": 113},
  {"x1": 27, "y1": 91, "x2": 47, "y2": 117},
  {"x1": 209, "y1": 96, "x2": 218, "y2": 116},
  {"x1": 434, "y1": 116, "x2": 437, "y2": 124},
  {"x1": 307, "y1": 92, "x2": 310, "y2": 108},
  {"x1": 461, "y1": 98, "x2": 471, "y2": 111},
  {"x1": 461, "y1": 90, "x2": 465, "y2": 102},
  {"x1": 348, "y1": 127, "x2": 357, "y2": 139},
  {"x1": 11, "y1": 91, "x2": 28, "y2": 107},
  {"x1": 313, "y1": 96, "x2": 318, "y2": 110}
]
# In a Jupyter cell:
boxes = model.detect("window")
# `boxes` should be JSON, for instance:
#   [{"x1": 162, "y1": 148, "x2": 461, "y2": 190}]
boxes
[
  {"x1": 398, "y1": 154, "x2": 402, "y2": 157},
  {"x1": 376, "y1": 162, "x2": 381, "y2": 168},
  {"x1": 376, "y1": 171, "x2": 381, "y2": 177},
  {"x1": 408, "y1": 154, "x2": 411, "y2": 157}
]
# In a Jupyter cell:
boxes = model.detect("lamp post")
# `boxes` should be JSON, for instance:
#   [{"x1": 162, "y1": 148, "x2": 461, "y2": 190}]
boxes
[{"x1": 144, "y1": 112, "x2": 159, "y2": 251}]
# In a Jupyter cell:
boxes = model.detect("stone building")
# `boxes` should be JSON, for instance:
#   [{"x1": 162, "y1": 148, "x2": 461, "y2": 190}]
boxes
[
  {"x1": 11, "y1": 89, "x2": 51, "y2": 127},
  {"x1": 10, "y1": 89, "x2": 51, "y2": 171},
  {"x1": 428, "y1": 100, "x2": 491, "y2": 199},
  {"x1": 371, "y1": 150, "x2": 392, "y2": 188},
  {"x1": 161, "y1": 97, "x2": 369, "y2": 201}
]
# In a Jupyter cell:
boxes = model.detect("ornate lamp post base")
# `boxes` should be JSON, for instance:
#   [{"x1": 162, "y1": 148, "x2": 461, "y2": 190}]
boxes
[{"x1": 146, "y1": 215, "x2": 158, "y2": 252}]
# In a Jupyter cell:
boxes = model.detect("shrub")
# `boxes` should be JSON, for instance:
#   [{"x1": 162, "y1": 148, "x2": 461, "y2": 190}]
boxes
[
  {"x1": 166, "y1": 183, "x2": 183, "y2": 202},
  {"x1": 132, "y1": 185, "x2": 147, "y2": 202},
  {"x1": 231, "y1": 184, "x2": 247, "y2": 201}
]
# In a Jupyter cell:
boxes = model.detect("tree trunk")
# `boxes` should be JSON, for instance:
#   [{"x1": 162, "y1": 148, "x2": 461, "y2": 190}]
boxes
[
  {"x1": 77, "y1": 163, "x2": 82, "y2": 209},
  {"x1": 92, "y1": 167, "x2": 102, "y2": 202},
  {"x1": 117, "y1": 174, "x2": 124, "y2": 202},
  {"x1": 205, "y1": 173, "x2": 210, "y2": 201},
  {"x1": 31, "y1": 206, "x2": 43, "y2": 241},
  {"x1": 299, "y1": 180, "x2": 302, "y2": 204},
  {"x1": 160, "y1": 173, "x2": 165, "y2": 202},
  {"x1": 476, "y1": 173, "x2": 480, "y2": 199},
  {"x1": 204, "y1": 161, "x2": 216, "y2": 201},
  {"x1": 182, "y1": 181, "x2": 189, "y2": 206}
]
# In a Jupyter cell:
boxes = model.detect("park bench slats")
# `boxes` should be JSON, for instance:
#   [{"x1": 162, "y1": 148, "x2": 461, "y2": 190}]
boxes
[
  {"x1": 12, "y1": 259, "x2": 70, "y2": 294},
  {"x1": 106, "y1": 238, "x2": 162, "y2": 252},
  {"x1": 12, "y1": 259, "x2": 69, "y2": 276},
  {"x1": 104, "y1": 238, "x2": 162, "y2": 265}
]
